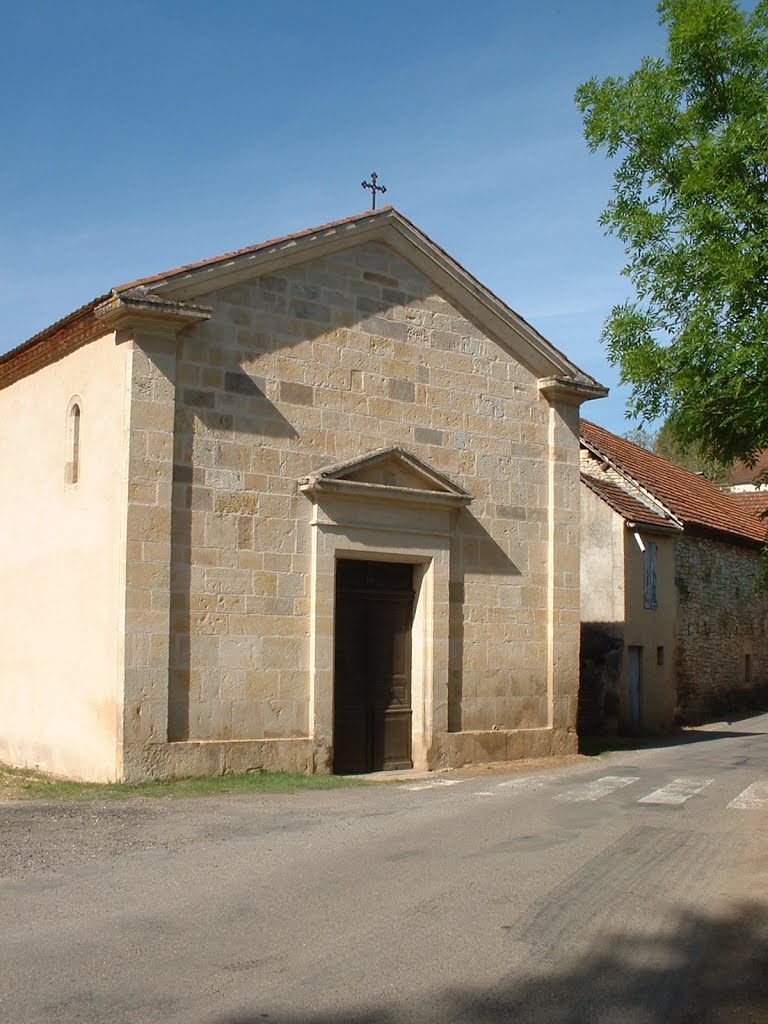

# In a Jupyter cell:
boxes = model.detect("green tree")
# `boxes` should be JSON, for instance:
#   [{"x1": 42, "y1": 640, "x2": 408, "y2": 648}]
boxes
[
  {"x1": 653, "y1": 419, "x2": 734, "y2": 484},
  {"x1": 623, "y1": 419, "x2": 734, "y2": 483},
  {"x1": 576, "y1": 0, "x2": 768, "y2": 467}
]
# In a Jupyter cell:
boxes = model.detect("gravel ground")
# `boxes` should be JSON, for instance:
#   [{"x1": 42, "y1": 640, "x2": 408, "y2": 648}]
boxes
[
  {"x1": 0, "y1": 799, "x2": 191, "y2": 879},
  {"x1": 0, "y1": 754, "x2": 591, "y2": 882}
]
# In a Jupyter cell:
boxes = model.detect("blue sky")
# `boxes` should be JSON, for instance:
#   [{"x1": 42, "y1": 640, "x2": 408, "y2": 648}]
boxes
[{"x1": 1, "y1": 1, "x2": 670, "y2": 433}]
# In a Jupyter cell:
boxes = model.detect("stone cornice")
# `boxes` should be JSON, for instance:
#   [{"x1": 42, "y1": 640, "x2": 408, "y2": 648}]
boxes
[
  {"x1": 94, "y1": 290, "x2": 212, "y2": 333},
  {"x1": 300, "y1": 476, "x2": 473, "y2": 509},
  {"x1": 538, "y1": 376, "x2": 609, "y2": 406},
  {"x1": 299, "y1": 445, "x2": 473, "y2": 510}
]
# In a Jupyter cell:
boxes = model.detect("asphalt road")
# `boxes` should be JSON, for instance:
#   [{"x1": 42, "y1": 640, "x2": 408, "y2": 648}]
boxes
[{"x1": 2, "y1": 715, "x2": 767, "y2": 1024}]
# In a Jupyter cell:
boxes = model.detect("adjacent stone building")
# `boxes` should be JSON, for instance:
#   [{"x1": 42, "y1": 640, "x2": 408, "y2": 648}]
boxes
[
  {"x1": 0, "y1": 208, "x2": 606, "y2": 781},
  {"x1": 580, "y1": 421, "x2": 768, "y2": 735}
]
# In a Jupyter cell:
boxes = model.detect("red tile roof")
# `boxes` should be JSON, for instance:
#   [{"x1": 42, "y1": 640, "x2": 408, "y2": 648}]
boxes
[
  {"x1": 581, "y1": 420, "x2": 766, "y2": 546},
  {"x1": 731, "y1": 491, "x2": 768, "y2": 527},
  {"x1": 0, "y1": 295, "x2": 110, "y2": 390},
  {"x1": 580, "y1": 473, "x2": 677, "y2": 531}
]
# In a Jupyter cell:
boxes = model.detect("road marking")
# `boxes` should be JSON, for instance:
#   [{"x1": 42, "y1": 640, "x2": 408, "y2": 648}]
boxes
[
  {"x1": 553, "y1": 775, "x2": 640, "y2": 802},
  {"x1": 638, "y1": 777, "x2": 713, "y2": 805},
  {"x1": 497, "y1": 777, "x2": 549, "y2": 791},
  {"x1": 475, "y1": 791, "x2": 495, "y2": 797},
  {"x1": 728, "y1": 781, "x2": 768, "y2": 810},
  {"x1": 402, "y1": 778, "x2": 463, "y2": 791}
]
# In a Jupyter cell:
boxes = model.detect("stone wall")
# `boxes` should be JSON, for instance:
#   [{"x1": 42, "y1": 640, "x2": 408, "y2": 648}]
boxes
[
  {"x1": 123, "y1": 238, "x2": 584, "y2": 775},
  {"x1": 675, "y1": 533, "x2": 768, "y2": 723}
]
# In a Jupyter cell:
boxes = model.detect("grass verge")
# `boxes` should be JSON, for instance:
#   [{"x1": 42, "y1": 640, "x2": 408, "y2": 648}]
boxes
[{"x1": 0, "y1": 763, "x2": 367, "y2": 802}]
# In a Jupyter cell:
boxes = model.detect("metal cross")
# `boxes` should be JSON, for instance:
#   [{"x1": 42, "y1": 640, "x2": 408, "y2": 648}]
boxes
[{"x1": 361, "y1": 172, "x2": 387, "y2": 210}]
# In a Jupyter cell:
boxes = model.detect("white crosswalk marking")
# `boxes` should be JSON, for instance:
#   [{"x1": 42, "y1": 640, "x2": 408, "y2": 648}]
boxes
[
  {"x1": 402, "y1": 778, "x2": 463, "y2": 792},
  {"x1": 497, "y1": 776, "x2": 552, "y2": 791},
  {"x1": 728, "y1": 781, "x2": 768, "y2": 810},
  {"x1": 638, "y1": 777, "x2": 713, "y2": 805},
  {"x1": 401, "y1": 773, "x2": 768, "y2": 813},
  {"x1": 554, "y1": 775, "x2": 640, "y2": 802}
]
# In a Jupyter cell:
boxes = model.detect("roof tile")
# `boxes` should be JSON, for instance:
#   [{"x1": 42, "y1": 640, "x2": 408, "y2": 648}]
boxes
[
  {"x1": 731, "y1": 491, "x2": 768, "y2": 527},
  {"x1": 580, "y1": 472, "x2": 678, "y2": 530},
  {"x1": 581, "y1": 420, "x2": 766, "y2": 546}
]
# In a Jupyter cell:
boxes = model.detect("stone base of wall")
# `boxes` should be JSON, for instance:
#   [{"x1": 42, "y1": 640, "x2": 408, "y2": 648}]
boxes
[
  {"x1": 444, "y1": 727, "x2": 577, "y2": 767},
  {"x1": 120, "y1": 727, "x2": 578, "y2": 781},
  {"x1": 122, "y1": 738, "x2": 314, "y2": 782}
]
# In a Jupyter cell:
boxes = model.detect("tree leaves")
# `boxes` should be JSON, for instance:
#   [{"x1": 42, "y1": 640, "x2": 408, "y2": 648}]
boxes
[{"x1": 577, "y1": 0, "x2": 768, "y2": 464}]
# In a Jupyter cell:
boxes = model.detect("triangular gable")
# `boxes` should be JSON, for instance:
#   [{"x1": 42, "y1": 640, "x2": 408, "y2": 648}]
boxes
[
  {"x1": 117, "y1": 208, "x2": 607, "y2": 398},
  {"x1": 299, "y1": 446, "x2": 472, "y2": 508}
]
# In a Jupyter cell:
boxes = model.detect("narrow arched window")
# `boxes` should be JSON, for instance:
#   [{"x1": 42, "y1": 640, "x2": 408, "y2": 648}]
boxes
[{"x1": 66, "y1": 399, "x2": 81, "y2": 484}]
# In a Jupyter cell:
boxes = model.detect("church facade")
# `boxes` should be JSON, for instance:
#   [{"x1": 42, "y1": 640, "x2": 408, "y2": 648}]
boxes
[{"x1": 0, "y1": 209, "x2": 606, "y2": 781}]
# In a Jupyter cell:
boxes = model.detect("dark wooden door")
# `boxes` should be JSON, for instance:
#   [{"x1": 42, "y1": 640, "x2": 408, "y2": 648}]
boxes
[{"x1": 333, "y1": 560, "x2": 414, "y2": 773}]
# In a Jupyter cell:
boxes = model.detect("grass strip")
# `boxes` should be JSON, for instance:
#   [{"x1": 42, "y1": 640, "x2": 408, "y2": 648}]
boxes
[{"x1": 0, "y1": 764, "x2": 367, "y2": 802}]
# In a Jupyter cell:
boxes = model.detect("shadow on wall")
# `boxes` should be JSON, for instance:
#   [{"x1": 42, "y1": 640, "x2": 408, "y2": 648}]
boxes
[
  {"x1": 216, "y1": 901, "x2": 768, "y2": 1024},
  {"x1": 578, "y1": 621, "x2": 624, "y2": 738},
  {"x1": 675, "y1": 684, "x2": 768, "y2": 728},
  {"x1": 448, "y1": 507, "x2": 522, "y2": 731},
  {"x1": 168, "y1": 394, "x2": 297, "y2": 741}
]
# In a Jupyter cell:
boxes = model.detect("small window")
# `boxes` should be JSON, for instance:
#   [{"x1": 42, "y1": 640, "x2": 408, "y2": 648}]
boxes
[
  {"x1": 643, "y1": 542, "x2": 657, "y2": 609},
  {"x1": 66, "y1": 399, "x2": 81, "y2": 484},
  {"x1": 657, "y1": 646, "x2": 664, "y2": 666},
  {"x1": 745, "y1": 653, "x2": 752, "y2": 683}
]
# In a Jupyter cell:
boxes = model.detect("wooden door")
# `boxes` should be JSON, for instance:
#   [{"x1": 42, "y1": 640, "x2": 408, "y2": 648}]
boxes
[{"x1": 333, "y1": 560, "x2": 414, "y2": 773}]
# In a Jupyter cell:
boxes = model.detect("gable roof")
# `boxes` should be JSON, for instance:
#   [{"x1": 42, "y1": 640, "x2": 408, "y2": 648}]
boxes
[
  {"x1": 1, "y1": 207, "x2": 607, "y2": 398},
  {"x1": 581, "y1": 420, "x2": 766, "y2": 546}
]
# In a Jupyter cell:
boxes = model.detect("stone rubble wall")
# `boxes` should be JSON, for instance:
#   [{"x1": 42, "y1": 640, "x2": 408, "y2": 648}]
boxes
[{"x1": 675, "y1": 533, "x2": 768, "y2": 723}]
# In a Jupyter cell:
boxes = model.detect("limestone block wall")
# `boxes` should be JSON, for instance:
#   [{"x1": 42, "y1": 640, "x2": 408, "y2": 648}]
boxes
[
  {"x1": 156, "y1": 239, "x2": 579, "y2": 768},
  {"x1": 0, "y1": 333, "x2": 128, "y2": 781},
  {"x1": 675, "y1": 534, "x2": 768, "y2": 723}
]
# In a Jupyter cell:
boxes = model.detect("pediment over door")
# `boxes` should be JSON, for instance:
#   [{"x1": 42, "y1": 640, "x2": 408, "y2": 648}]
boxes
[{"x1": 299, "y1": 446, "x2": 472, "y2": 509}]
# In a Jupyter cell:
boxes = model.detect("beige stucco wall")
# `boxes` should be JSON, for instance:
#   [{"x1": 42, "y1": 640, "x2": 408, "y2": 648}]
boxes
[
  {"x1": 580, "y1": 483, "x2": 625, "y2": 625},
  {"x1": 579, "y1": 480, "x2": 677, "y2": 733},
  {"x1": 0, "y1": 333, "x2": 128, "y2": 780},
  {"x1": 120, "y1": 239, "x2": 585, "y2": 779},
  {"x1": 579, "y1": 483, "x2": 625, "y2": 733},
  {"x1": 623, "y1": 530, "x2": 677, "y2": 731}
]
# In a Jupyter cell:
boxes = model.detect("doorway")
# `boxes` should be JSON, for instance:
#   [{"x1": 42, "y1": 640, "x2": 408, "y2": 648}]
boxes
[
  {"x1": 627, "y1": 646, "x2": 643, "y2": 732},
  {"x1": 333, "y1": 559, "x2": 414, "y2": 773}
]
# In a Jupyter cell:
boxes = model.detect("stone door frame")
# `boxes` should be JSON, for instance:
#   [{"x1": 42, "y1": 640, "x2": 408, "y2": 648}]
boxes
[
  {"x1": 308, "y1": 515, "x2": 451, "y2": 772},
  {"x1": 300, "y1": 447, "x2": 472, "y2": 773}
]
